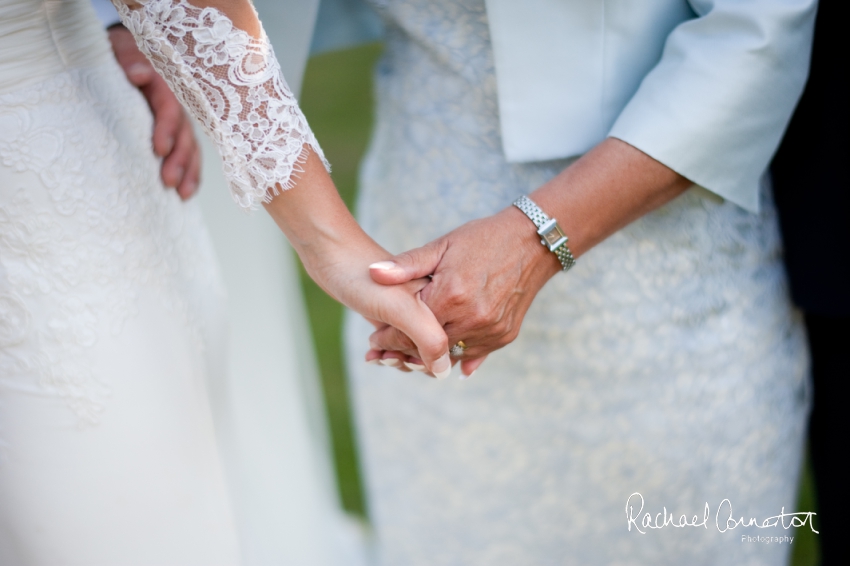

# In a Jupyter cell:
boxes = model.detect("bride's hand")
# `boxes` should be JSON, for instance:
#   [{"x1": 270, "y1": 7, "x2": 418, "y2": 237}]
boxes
[
  {"x1": 263, "y1": 150, "x2": 452, "y2": 379},
  {"x1": 303, "y1": 240, "x2": 451, "y2": 379},
  {"x1": 109, "y1": 0, "x2": 449, "y2": 375}
]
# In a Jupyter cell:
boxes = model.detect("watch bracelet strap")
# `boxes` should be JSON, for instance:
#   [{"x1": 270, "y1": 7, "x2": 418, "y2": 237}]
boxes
[
  {"x1": 512, "y1": 195, "x2": 576, "y2": 271},
  {"x1": 513, "y1": 195, "x2": 550, "y2": 229},
  {"x1": 554, "y1": 241, "x2": 576, "y2": 271}
]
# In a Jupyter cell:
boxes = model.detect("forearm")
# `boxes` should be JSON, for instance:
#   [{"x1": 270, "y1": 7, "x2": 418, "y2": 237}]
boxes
[
  {"x1": 529, "y1": 137, "x2": 692, "y2": 266},
  {"x1": 263, "y1": 150, "x2": 387, "y2": 300},
  {"x1": 267, "y1": 150, "x2": 450, "y2": 376}
]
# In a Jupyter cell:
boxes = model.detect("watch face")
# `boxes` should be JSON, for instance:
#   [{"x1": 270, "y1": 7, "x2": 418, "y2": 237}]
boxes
[{"x1": 542, "y1": 224, "x2": 566, "y2": 246}]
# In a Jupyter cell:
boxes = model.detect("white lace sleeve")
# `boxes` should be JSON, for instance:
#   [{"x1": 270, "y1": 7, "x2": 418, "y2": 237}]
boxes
[{"x1": 111, "y1": 0, "x2": 329, "y2": 209}]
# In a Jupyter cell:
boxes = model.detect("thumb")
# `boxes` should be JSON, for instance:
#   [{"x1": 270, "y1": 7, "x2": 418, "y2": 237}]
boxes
[{"x1": 369, "y1": 239, "x2": 446, "y2": 285}]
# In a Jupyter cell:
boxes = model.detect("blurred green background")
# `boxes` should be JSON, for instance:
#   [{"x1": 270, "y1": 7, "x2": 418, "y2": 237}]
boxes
[
  {"x1": 297, "y1": 43, "x2": 821, "y2": 566},
  {"x1": 298, "y1": 42, "x2": 383, "y2": 519}
]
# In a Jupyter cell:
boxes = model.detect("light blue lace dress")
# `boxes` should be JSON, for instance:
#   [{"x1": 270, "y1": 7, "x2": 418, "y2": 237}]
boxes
[{"x1": 345, "y1": 1, "x2": 810, "y2": 564}]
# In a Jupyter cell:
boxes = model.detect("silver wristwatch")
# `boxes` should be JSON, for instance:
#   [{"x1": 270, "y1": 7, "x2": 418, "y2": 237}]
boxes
[{"x1": 512, "y1": 195, "x2": 576, "y2": 271}]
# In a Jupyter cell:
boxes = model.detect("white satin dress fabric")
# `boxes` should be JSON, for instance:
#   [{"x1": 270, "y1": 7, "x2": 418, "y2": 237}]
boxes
[{"x1": 0, "y1": 0, "x2": 363, "y2": 564}]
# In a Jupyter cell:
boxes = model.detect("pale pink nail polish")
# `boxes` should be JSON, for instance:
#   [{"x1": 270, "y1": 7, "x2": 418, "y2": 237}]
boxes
[{"x1": 433, "y1": 353, "x2": 451, "y2": 380}]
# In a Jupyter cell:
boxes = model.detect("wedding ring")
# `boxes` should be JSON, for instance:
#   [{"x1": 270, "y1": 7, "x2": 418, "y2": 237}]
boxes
[{"x1": 450, "y1": 340, "x2": 468, "y2": 358}]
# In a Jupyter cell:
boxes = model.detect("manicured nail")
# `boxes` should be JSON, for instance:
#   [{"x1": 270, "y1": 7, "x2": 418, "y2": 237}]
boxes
[
  {"x1": 127, "y1": 63, "x2": 151, "y2": 78},
  {"x1": 380, "y1": 358, "x2": 400, "y2": 366},
  {"x1": 433, "y1": 353, "x2": 451, "y2": 380},
  {"x1": 369, "y1": 261, "x2": 396, "y2": 271},
  {"x1": 404, "y1": 362, "x2": 425, "y2": 371},
  {"x1": 459, "y1": 370, "x2": 476, "y2": 381},
  {"x1": 366, "y1": 358, "x2": 381, "y2": 365}
]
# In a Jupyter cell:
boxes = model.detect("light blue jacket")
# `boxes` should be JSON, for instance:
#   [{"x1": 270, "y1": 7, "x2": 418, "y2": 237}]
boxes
[{"x1": 488, "y1": 0, "x2": 817, "y2": 212}]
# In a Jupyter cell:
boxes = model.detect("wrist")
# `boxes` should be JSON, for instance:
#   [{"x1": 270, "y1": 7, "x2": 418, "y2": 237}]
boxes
[
  {"x1": 500, "y1": 206, "x2": 562, "y2": 280},
  {"x1": 507, "y1": 196, "x2": 574, "y2": 276},
  {"x1": 261, "y1": 149, "x2": 390, "y2": 294},
  {"x1": 264, "y1": 150, "x2": 363, "y2": 254}
]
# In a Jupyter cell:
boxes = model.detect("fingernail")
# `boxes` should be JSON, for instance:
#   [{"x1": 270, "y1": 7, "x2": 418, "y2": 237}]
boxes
[
  {"x1": 366, "y1": 358, "x2": 381, "y2": 365},
  {"x1": 184, "y1": 180, "x2": 197, "y2": 196},
  {"x1": 160, "y1": 136, "x2": 174, "y2": 156},
  {"x1": 127, "y1": 63, "x2": 151, "y2": 78},
  {"x1": 433, "y1": 353, "x2": 451, "y2": 380},
  {"x1": 380, "y1": 358, "x2": 400, "y2": 367},
  {"x1": 459, "y1": 370, "x2": 476, "y2": 381},
  {"x1": 369, "y1": 261, "x2": 396, "y2": 271},
  {"x1": 404, "y1": 362, "x2": 425, "y2": 371}
]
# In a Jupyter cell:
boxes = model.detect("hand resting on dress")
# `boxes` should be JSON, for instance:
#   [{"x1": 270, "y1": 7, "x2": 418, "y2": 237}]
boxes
[{"x1": 107, "y1": 24, "x2": 201, "y2": 200}]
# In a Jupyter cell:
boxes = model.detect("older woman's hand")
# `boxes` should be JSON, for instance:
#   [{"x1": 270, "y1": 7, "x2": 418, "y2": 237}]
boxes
[
  {"x1": 367, "y1": 205, "x2": 561, "y2": 377},
  {"x1": 367, "y1": 138, "x2": 693, "y2": 378}
]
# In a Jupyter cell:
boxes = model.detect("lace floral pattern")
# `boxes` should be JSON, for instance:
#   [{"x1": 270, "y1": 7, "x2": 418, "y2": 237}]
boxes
[
  {"x1": 112, "y1": 0, "x2": 328, "y2": 209},
  {"x1": 0, "y1": 64, "x2": 224, "y2": 424}
]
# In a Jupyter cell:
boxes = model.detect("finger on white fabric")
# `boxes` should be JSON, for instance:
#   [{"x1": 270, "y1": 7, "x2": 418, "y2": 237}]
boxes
[
  {"x1": 161, "y1": 119, "x2": 194, "y2": 188},
  {"x1": 109, "y1": 27, "x2": 156, "y2": 87},
  {"x1": 124, "y1": 60, "x2": 156, "y2": 87},
  {"x1": 176, "y1": 145, "x2": 201, "y2": 200}
]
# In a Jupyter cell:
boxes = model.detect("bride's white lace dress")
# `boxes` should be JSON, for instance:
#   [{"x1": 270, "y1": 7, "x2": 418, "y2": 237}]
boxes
[
  {"x1": 345, "y1": 1, "x2": 811, "y2": 564},
  {"x1": 0, "y1": 1, "x2": 359, "y2": 563}
]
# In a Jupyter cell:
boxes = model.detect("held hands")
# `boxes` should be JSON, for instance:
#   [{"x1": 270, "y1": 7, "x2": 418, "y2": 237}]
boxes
[
  {"x1": 303, "y1": 239, "x2": 453, "y2": 379},
  {"x1": 366, "y1": 206, "x2": 562, "y2": 378},
  {"x1": 107, "y1": 25, "x2": 201, "y2": 199},
  {"x1": 106, "y1": 20, "x2": 454, "y2": 377},
  {"x1": 364, "y1": 138, "x2": 694, "y2": 379},
  {"x1": 264, "y1": 150, "x2": 453, "y2": 379}
]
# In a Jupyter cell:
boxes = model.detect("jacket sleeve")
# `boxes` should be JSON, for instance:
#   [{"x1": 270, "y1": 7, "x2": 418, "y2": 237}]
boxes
[{"x1": 608, "y1": 0, "x2": 817, "y2": 212}]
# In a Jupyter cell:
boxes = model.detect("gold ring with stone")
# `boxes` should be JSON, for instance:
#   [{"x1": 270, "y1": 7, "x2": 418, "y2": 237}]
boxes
[{"x1": 450, "y1": 341, "x2": 468, "y2": 357}]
